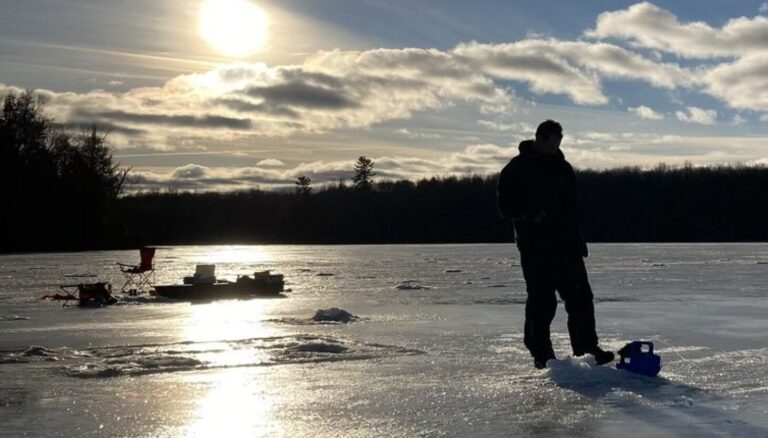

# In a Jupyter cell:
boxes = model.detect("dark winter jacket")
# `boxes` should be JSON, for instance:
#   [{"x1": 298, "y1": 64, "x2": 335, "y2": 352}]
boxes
[{"x1": 497, "y1": 140, "x2": 588, "y2": 256}]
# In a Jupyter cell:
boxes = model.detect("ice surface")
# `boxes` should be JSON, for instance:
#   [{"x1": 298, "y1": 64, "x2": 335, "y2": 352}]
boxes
[
  {"x1": 0, "y1": 334, "x2": 423, "y2": 380},
  {"x1": 1, "y1": 243, "x2": 768, "y2": 437}
]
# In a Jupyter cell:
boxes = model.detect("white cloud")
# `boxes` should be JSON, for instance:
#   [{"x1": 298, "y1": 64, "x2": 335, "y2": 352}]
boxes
[
  {"x1": 395, "y1": 128, "x2": 443, "y2": 139},
  {"x1": 731, "y1": 114, "x2": 747, "y2": 125},
  {"x1": 760, "y1": 2, "x2": 768, "y2": 14},
  {"x1": 628, "y1": 105, "x2": 664, "y2": 120},
  {"x1": 257, "y1": 158, "x2": 285, "y2": 167},
  {"x1": 587, "y1": 2, "x2": 768, "y2": 59},
  {"x1": 675, "y1": 106, "x2": 717, "y2": 125},
  {"x1": 760, "y1": 113, "x2": 768, "y2": 122},
  {"x1": 171, "y1": 164, "x2": 210, "y2": 180},
  {"x1": 5, "y1": 51, "x2": 517, "y2": 148},
  {"x1": 585, "y1": 3, "x2": 768, "y2": 112},
  {"x1": 477, "y1": 120, "x2": 535, "y2": 133},
  {"x1": 703, "y1": 54, "x2": 768, "y2": 111},
  {"x1": 454, "y1": 39, "x2": 695, "y2": 104}
]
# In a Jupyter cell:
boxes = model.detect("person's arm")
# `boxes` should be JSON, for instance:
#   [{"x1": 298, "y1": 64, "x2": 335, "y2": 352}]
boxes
[
  {"x1": 497, "y1": 161, "x2": 542, "y2": 222},
  {"x1": 564, "y1": 162, "x2": 589, "y2": 257}
]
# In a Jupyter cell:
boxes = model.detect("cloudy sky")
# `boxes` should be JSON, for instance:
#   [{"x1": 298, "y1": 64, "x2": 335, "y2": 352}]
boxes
[{"x1": 2, "y1": 0, "x2": 768, "y2": 191}]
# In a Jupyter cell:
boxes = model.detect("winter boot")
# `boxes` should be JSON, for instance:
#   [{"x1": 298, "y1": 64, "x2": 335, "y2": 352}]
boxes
[
  {"x1": 533, "y1": 352, "x2": 556, "y2": 369},
  {"x1": 588, "y1": 346, "x2": 615, "y2": 366}
]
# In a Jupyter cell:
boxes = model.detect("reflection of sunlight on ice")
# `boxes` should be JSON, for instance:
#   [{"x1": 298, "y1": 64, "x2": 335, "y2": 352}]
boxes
[
  {"x1": 185, "y1": 369, "x2": 281, "y2": 438},
  {"x1": 199, "y1": 246, "x2": 272, "y2": 265},
  {"x1": 181, "y1": 298, "x2": 283, "y2": 437},
  {"x1": 183, "y1": 299, "x2": 277, "y2": 342}
]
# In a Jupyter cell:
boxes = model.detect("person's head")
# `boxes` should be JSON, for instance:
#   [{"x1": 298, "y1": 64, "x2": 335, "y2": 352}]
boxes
[{"x1": 534, "y1": 119, "x2": 563, "y2": 154}]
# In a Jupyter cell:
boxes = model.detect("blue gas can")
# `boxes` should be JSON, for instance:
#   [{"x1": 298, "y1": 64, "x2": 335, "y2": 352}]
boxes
[{"x1": 616, "y1": 341, "x2": 661, "y2": 377}]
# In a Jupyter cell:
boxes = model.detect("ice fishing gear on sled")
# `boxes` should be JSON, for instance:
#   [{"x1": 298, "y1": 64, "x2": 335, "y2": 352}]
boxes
[
  {"x1": 616, "y1": 341, "x2": 661, "y2": 377},
  {"x1": 40, "y1": 282, "x2": 117, "y2": 307}
]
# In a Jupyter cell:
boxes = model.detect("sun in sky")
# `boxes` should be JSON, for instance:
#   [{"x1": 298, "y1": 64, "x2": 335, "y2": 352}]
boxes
[{"x1": 199, "y1": 0, "x2": 269, "y2": 57}]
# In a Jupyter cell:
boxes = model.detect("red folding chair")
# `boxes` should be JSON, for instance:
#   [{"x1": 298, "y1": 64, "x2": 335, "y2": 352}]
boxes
[{"x1": 117, "y1": 247, "x2": 156, "y2": 292}]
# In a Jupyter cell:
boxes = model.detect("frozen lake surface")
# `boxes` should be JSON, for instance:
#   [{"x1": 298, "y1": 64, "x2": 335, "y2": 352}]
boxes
[{"x1": 1, "y1": 243, "x2": 767, "y2": 437}]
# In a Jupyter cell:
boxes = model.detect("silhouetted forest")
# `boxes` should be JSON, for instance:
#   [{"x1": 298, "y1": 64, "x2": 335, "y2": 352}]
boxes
[
  {"x1": 1, "y1": 91, "x2": 127, "y2": 252},
  {"x1": 2, "y1": 90, "x2": 768, "y2": 252},
  {"x1": 116, "y1": 165, "x2": 768, "y2": 247}
]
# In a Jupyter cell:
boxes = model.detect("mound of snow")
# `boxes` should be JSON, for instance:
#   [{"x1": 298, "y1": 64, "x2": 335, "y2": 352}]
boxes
[
  {"x1": 290, "y1": 342, "x2": 348, "y2": 354},
  {"x1": 394, "y1": 281, "x2": 432, "y2": 290},
  {"x1": 312, "y1": 307, "x2": 357, "y2": 323},
  {"x1": 0, "y1": 315, "x2": 30, "y2": 321},
  {"x1": 545, "y1": 356, "x2": 667, "y2": 393},
  {"x1": 23, "y1": 346, "x2": 56, "y2": 357}
]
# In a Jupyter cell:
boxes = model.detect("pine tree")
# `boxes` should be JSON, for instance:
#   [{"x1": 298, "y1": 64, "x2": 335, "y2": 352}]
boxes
[
  {"x1": 352, "y1": 156, "x2": 375, "y2": 190},
  {"x1": 295, "y1": 175, "x2": 312, "y2": 195}
]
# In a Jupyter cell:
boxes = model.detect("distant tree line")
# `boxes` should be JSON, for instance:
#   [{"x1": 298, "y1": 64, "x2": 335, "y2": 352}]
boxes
[
  {"x1": 2, "y1": 90, "x2": 768, "y2": 252},
  {"x1": 117, "y1": 173, "x2": 506, "y2": 246},
  {"x1": 0, "y1": 91, "x2": 127, "y2": 251},
  {"x1": 115, "y1": 164, "x2": 768, "y2": 247},
  {"x1": 577, "y1": 164, "x2": 768, "y2": 242}
]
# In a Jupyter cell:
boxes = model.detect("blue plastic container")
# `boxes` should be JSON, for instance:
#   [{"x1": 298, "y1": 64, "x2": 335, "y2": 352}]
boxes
[{"x1": 616, "y1": 341, "x2": 661, "y2": 377}]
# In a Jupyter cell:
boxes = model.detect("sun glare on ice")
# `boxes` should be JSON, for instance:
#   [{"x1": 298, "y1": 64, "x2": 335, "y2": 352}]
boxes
[{"x1": 199, "y1": 0, "x2": 268, "y2": 57}]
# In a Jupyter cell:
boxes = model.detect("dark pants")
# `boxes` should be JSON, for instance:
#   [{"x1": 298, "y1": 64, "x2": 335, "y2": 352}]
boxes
[{"x1": 519, "y1": 248, "x2": 598, "y2": 359}]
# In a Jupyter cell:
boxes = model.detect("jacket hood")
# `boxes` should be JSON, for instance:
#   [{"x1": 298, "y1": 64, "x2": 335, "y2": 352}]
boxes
[
  {"x1": 518, "y1": 139, "x2": 565, "y2": 160},
  {"x1": 518, "y1": 139, "x2": 535, "y2": 154}
]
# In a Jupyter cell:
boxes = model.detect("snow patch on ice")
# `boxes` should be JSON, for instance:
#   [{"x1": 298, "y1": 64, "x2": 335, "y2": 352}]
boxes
[
  {"x1": 547, "y1": 356, "x2": 668, "y2": 390},
  {"x1": 267, "y1": 309, "x2": 366, "y2": 325},
  {"x1": 395, "y1": 282, "x2": 432, "y2": 290},
  {"x1": 282, "y1": 341, "x2": 349, "y2": 355},
  {"x1": 545, "y1": 356, "x2": 707, "y2": 409},
  {"x1": 22, "y1": 346, "x2": 58, "y2": 358},
  {"x1": 116, "y1": 295, "x2": 178, "y2": 304},
  {"x1": 312, "y1": 307, "x2": 358, "y2": 323},
  {"x1": 66, "y1": 366, "x2": 124, "y2": 379},
  {"x1": 664, "y1": 395, "x2": 694, "y2": 408},
  {"x1": 0, "y1": 346, "x2": 62, "y2": 364},
  {"x1": 0, "y1": 315, "x2": 30, "y2": 321}
]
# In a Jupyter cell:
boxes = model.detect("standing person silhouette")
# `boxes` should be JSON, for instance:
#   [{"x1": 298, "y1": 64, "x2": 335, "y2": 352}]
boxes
[{"x1": 497, "y1": 120, "x2": 614, "y2": 369}]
